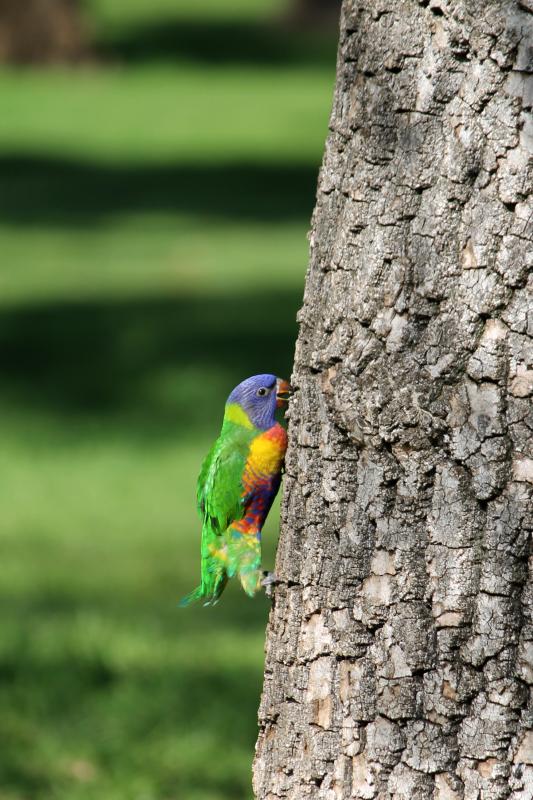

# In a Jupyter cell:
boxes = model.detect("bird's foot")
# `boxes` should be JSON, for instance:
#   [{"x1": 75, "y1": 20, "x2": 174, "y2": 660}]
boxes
[{"x1": 261, "y1": 571, "x2": 278, "y2": 598}]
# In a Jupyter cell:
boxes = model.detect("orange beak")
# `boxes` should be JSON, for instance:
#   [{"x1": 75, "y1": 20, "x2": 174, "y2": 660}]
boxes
[{"x1": 276, "y1": 378, "x2": 292, "y2": 408}]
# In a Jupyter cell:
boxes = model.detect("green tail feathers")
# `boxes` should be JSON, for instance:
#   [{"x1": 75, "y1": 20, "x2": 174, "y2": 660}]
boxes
[
  {"x1": 178, "y1": 572, "x2": 228, "y2": 608},
  {"x1": 178, "y1": 586, "x2": 205, "y2": 608},
  {"x1": 180, "y1": 528, "x2": 263, "y2": 607}
]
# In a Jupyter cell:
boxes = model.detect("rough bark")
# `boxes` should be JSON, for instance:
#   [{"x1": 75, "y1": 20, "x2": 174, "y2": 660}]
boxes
[
  {"x1": 0, "y1": 0, "x2": 88, "y2": 64},
  {"x1": 254, "y1": 1, "x2": 533, "y2": 798}
]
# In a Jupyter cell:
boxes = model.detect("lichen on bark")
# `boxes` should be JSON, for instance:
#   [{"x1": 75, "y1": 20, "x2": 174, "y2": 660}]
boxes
[{"x1": 254, "y1": 1, "x2": 533, "y2": 798}]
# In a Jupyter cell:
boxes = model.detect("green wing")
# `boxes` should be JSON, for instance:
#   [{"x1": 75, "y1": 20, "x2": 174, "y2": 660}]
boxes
[
  {"x1": 180, "y1": 424, "x2": 255, "y2": 606},
  {"x1": 197, "y1": 424, "x2": 252, "y2": 534}
]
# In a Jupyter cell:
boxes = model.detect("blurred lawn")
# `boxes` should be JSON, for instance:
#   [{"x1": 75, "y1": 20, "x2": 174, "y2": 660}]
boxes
[{"x1": 0, "y1": 1, "x2": 336, "y2": 798}]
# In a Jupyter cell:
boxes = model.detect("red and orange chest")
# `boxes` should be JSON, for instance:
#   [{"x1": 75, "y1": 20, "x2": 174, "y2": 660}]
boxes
[{"x1": 245, "y1": 423, "x2": 287, "y2": 481}]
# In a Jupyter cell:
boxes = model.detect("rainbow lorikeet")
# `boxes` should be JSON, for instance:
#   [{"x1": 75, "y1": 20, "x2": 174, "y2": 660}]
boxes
[{"x1": 180, "y1": 374, "x2": 290, "y2": 606}]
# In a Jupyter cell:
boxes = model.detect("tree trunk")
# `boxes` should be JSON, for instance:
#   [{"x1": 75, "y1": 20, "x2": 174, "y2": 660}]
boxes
[
  {"x1": 0, "y1": 0, "x2": 88, "y2": 64},
  {"x1": 254, "y1": 1, "x2": 532, "y2": 798}
]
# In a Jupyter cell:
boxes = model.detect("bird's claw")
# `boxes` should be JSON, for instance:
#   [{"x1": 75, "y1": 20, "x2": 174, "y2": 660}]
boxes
[
  {"x1": 261, "y1": 570, "x2": 278, "y2": 586},
  {"x1": 261, "y1": 571, "x2": 278, "y2": 598}
]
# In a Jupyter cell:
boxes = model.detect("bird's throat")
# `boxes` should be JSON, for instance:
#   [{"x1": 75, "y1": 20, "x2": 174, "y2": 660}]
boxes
[{"x1": 224, "y1": 403, "x2": 254, "y2": 430}]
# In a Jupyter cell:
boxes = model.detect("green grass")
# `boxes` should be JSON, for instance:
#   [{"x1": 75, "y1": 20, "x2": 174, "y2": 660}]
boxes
[
  {"x1": 0, "y1": 67, "x2": 333, "y2": 164},
  {"x1": 0, "y1": 1, "x2": 336, "y2": 798},
  {"x1": 87, "y1": 0, "x2": 287, "y2": 28}
]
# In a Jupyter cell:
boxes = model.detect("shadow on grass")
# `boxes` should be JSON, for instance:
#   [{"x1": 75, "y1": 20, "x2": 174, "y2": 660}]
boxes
[
  {"x1": 0, "y1": 567, "x2": 270, "y2": 798},
  {"x1": 98, "y1": 18, "x2": 338, "y2": 68},
  {"x1": 0, "y1": 645, "x2": 262, "y2": 798},
  {"x1": 0, "y1": 155, "x2": 319, "y2": 226},
  {"x1": 0, "y1": 289, "x2": 300, "y2": 433}
]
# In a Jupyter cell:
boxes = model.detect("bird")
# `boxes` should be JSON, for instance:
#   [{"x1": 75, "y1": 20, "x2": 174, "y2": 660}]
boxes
[{"x1": 179, "y1": 373, "x2": 291, "y2": 606}]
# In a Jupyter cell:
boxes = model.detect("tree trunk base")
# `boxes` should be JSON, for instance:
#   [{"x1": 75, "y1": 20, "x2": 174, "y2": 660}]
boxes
[{"x1": 0, "y1": 0, "x2": 89, "y2": 64}]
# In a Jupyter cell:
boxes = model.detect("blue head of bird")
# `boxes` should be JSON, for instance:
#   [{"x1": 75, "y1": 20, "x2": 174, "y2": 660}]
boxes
[{"x1": 226, "y1": 374, "x2": 291, "y2": 430}]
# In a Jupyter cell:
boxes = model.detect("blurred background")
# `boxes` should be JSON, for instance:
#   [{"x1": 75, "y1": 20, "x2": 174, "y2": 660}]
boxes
[{"x1": 0, "y1": 1, "x2": 337, "y2": 798}]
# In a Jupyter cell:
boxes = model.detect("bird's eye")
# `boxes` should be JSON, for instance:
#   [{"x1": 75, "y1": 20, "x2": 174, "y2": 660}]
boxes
[{"x1": 257, "y1": 387, "x2": 268, "y2": 397}]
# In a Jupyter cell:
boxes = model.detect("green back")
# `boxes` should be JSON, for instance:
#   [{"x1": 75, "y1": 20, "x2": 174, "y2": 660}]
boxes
[
  {"x1": 185, "y1": 420, "x2": 255, "y2": 603},
  {"x1": 197, "y1": 419, "x2": 255, "y2": 533}
]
